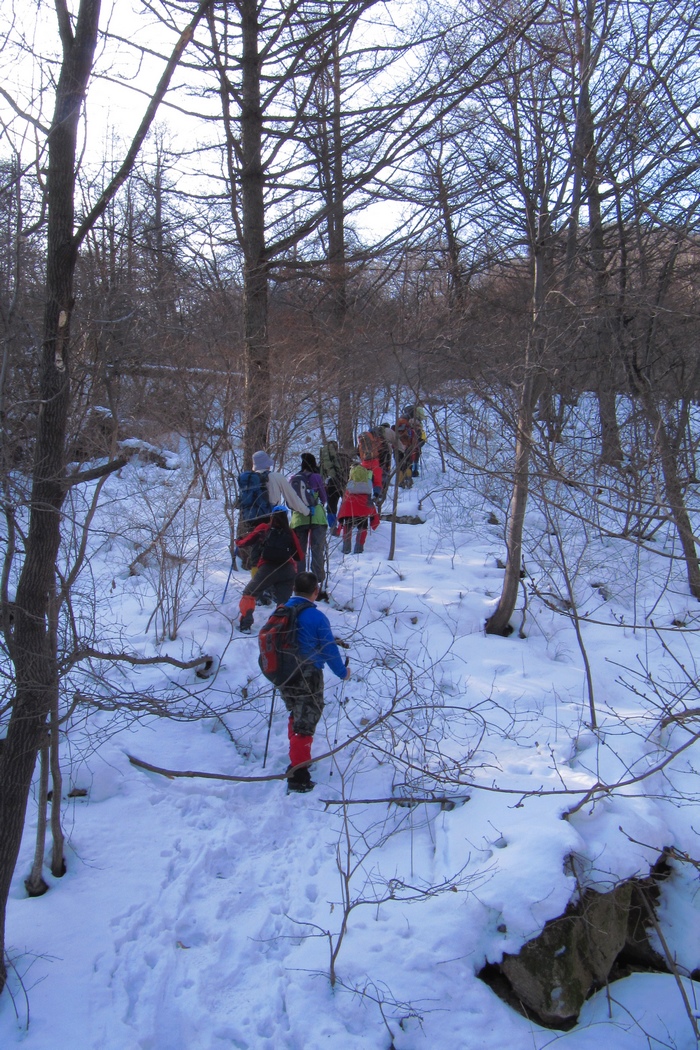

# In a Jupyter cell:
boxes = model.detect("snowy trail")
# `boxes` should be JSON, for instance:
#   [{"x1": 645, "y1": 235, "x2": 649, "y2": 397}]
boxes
[
  {"x1": 92, "y1": 744, "x2": 381, "y2": 1050},
  {"x1": 2, "y1": 446, "x2": 700, "y2": 1050}
]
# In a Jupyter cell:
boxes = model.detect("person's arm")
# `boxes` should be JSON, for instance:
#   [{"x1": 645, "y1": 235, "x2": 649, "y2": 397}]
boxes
[
  {"x1": 314, "y1": 613, "x2": 349, "y2": 678},
  {"x1": 270, "y1": 473, "x2": 309, "y2": 515},
  {"x1": 291, "y1": 528, "x2": 305, "y2": 562},
  {"x1": 312, "y1": 473, "x2": 328, "y2": 505},
  {"x1": 236, "y1": 521, "x2": 267, "y2": 547}
]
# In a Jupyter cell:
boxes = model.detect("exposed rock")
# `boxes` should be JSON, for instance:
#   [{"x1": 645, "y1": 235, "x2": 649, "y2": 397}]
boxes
[
  {"x1": 380, "y1": 513, "x2": 425, "y2": 525},
  {"x1": 499, "y1": 882, "x2": 635, "y2": 1025},
  {"x1": 118, "y1": 438, "x2": 180, "y2": 470}
]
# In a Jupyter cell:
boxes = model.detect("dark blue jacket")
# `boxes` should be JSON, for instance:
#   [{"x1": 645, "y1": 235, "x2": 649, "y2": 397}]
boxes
[{"x1": 285, "y1": 596, "x2": 349, "y2": 679}]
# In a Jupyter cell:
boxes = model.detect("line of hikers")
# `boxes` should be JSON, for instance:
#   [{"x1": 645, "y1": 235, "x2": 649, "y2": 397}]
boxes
[
  {"x1": 231, "y1": 406, "x2": 426, "y2": 633},
  {"x1": 229, "y1": 406, "x2": 426, "y2": 792}
]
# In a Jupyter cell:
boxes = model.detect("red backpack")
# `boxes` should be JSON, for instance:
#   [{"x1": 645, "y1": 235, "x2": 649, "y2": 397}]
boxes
[{"x1": 258, "y1": 602, "x2": 312, "y2": 687}]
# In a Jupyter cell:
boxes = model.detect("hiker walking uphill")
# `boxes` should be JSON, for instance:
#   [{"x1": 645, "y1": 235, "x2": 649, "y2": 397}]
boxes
[
  {"x1": 394, "y1": 410, "x2": 420, "y2": 489},
  {"x1": 236, "y1": 450, "x2": 309, "y2": 571},
  {"x1": 319, "y1": 440, "x2": 351, "y2": 520},
  {"x1": 235, "y1": 507, "x2": 304, "y2": 632},
  {"x1": 358, "y1": 425, "x2": 400, "y2": 504},
  {"x1": 336, "y1": 457, "x2": 380, "y2": 554},
  {"x1": 265, "y1": 571, "x2": 350, "y2": 793},
  {"x1": 402, "y1": 405, "x2": 427, "y2": 477},
  {"x1": 289, "y1": 452, "x2": 329, "y2": 598}
]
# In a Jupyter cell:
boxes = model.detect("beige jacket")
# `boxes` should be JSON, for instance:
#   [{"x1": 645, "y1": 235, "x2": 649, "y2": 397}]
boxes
[{"x1": 264, "y1": 470, "x2": 309, "y2": 515}]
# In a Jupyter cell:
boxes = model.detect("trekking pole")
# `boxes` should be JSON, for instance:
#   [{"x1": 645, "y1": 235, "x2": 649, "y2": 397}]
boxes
[
  {"x1": 222, "y1": 564, "x2": 234, "y2": 603},
  {"x1": 329, "y1": 658, "x2": 349, "y2": 779},
  {"x1": 262, "y1": 687, "x2": 276, "y2": 769},
  {"x1": 324, "y1": 530, "x2": 331, "y2": 593}
]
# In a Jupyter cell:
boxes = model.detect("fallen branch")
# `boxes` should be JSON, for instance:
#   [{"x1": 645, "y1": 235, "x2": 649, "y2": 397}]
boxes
[
  {"x1": 127, "y1": 693, "x2": 404, "y2": 783},
  {"x1": 320, "y1": 796, "x2": 470, "y2": 810},
  {"x1": 65, "y1": 647, "x2": 212, "y2": 672},
  {"x1": 63, "y1": 457, "x2": 128, "y2": 489}
]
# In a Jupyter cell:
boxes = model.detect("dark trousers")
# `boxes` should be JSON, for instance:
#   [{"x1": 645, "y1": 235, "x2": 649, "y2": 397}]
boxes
[
  {"x1": 239, "y1": 561, "x2": 297, "y2": 628},
  {"x1": 339, "y1": 516, "x2": 369, "y2": 553},
  {"x1": 326, "y1": 478, "x2": 344, "y2": 517},
  {"x1": 280, "y1": 666, "x2": 324, "y2": 737},
  {"x1": 293, "y1": 524, "x2": 328, "y2": 586}
]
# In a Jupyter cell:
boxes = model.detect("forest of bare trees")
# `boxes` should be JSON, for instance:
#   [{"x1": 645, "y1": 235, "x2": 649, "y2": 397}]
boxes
[{"x1": 1, "y1": 0, "x2": 699, "y2": 998}]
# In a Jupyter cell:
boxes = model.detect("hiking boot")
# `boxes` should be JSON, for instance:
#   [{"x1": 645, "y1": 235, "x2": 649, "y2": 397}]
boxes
[
  {"x1": 342, "y1": 537, "x2": 352, "y2": 555},
  {"x1": 286, "y1": 765, "x2": 315, "y2": 793},
  {"x1": 237, "y1": 618, "x2": 253, "y2": 633},
  {"x1": 353, "y1": 544, "x2": 364, "y2": 554},
  {"x1": 317, "y1": 590, "x2": 329, "y2": 602}
]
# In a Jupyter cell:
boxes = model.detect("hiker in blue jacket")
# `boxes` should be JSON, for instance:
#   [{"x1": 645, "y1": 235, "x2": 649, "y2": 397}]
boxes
[{"x1": 282, "y1": 571, "x2": 350, "y2": 793}]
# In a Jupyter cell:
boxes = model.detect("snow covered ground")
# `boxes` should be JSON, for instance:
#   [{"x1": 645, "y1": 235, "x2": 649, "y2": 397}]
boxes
[{"x1": 2, "y1": 418, "x2": 700, "y2": 1049}]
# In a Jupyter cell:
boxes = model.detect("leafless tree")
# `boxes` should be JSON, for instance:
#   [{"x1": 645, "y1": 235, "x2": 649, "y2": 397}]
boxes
[{"x1": 0, "y1": 0, "x2": 214, "y2": 992}]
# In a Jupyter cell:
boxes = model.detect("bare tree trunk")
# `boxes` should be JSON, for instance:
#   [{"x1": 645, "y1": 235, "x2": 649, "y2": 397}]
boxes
[
  {"x1": 0, "y1": 0, "x2": 209, "y2": 990},
  {"x1": 24, "y1": 743, "x2": 50, "y2": 899},
  {"x1": 567, "y1": 0, "x2": 623, "y2": 467},
  {"x1": 641, "y1": 393, "x2": 700, "y2": 599},
  {"x1": 327, "y1": 30, "x2": 354, "y2": 450},
  {"x1": 48, "y1": 591, "x2": 66, "y2": 878},
  {"x1": 485, "y1": 370, "x2": 538, "y2": 635},
  {"x1": 0, "y1": 0, "x2": 99, "y2": 991},
  {"x1": 598, "y1": 380, "x2": 623, "y2": 467},
  {"x1": 240, "y1": 0, "x2": 270, "y2": 462},
  {"x1": 0, "y1": 0, "x2": 101, "y2": 989}
]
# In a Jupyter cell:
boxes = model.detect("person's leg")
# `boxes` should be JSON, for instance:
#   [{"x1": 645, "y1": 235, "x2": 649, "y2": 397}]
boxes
[
  {"x1": 354, "y1": 517, "x2": 368, "y2": 554},
  {"x1": 327, "y1": 480, "x2": 341, "y2": 518},
  {"x1": 294, "y1": 525, "x2": 310, "y2": 570},
  {"x1": 309, "y1": 525, "x2": 327, "y2": 586},
  {"x1": 269, "y1": 562, "x2": 297, "y2": 606},
  {"x1": 238, "y1": 594, "x2": 256, "y2": 630},
  {"x1": 238, "y1": 563, "x2": 276, "y2": 629},
  {"x1": 341, "y1": 519, "x2": 352, "y2": 554},
  {"x1": 280, "y1": 669, "x2": 324, "y2": 791}
]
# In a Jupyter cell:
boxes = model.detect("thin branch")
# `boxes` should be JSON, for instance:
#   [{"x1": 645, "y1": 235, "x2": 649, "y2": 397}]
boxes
[
  {"x1": 66, "y1": 647, "x2": 212, "y2": 671},
  {"x1": 73, "y1": 0, "x2": 214, "y2": 248},
  {"x1": 63, "y1": 456, "x2": 127, "y2": 489},
  {"x1": 320, "y1": 796, "x2": 470, "y2": 808}
]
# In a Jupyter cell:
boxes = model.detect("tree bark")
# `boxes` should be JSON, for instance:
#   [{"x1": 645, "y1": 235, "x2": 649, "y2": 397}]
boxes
[
  {"x1": 485, "y1": 369, "x2": 539, "y2": 635},
  {"x1": 0, "y1": 0, "x2": 101, "y2": 991},
  {"x1": 0, "y1": 0, "x2": 210, "y2": 991},
  {"x1": 240, "y1": 0, "x2": 270, "y2": 463},
  {"x1": 24, "y1": 744, "x2": 50, "y2": 899},
  {"x1": 642, "y1": 396, "x2": 700, "y2": 600}
]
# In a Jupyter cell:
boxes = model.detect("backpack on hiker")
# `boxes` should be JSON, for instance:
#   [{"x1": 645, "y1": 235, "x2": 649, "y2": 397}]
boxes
[
  {"x1": 261, "y1": 523, "x2": 298, "y2": 565},
  {"x1": 258, "y1": 602, "x2": 311, "y2": 687},
  {"x1": 289, "y1": 471, "x2": 319, "y2": 512},
  {"x1": 396, "y1": 417, "x2": 417, "y2": 449},
  {"x1": 237, "y1": 470, "x2": 272, "y2": 522},
  {"x1": 358, "y1": 430, "x2": 382, "y2": 463},
  {"x1": 320, "y1": 441, "x2": 343, "y2": 484},
  {"x1": 345, "y1": 463, "x2": 373, "y2": 495}
]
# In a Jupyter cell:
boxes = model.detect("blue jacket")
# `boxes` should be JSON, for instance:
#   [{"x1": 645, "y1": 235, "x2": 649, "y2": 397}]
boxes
[{"x1": 286, "y1": 596, "x2": 348, "y2": 679}]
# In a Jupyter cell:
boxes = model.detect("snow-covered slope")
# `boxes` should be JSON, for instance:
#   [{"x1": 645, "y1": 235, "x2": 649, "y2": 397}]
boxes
[{"x1": 2, "y1": 428, "x2": 699, "y2": 1049}]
